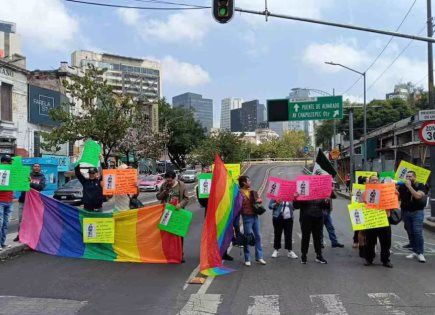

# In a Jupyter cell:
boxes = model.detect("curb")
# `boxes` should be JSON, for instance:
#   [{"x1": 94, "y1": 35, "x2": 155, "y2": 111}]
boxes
[
  {"x1": 0, "y1": 244, "x2": 29, "y2": 261},
  {"x1": 335, "y1": 190, "x2": 351, "y2": 200},
  {"x1": 423, "y1": 219, "x2": 435, "y2": 233}
]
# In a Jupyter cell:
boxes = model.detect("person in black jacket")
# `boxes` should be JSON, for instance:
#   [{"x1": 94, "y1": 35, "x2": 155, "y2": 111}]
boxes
[
  {"x1": 293, "y1": 193, "x2": 328, "y2": 264},
  {"x1": 75, "y1": 165, "x2": 104, "y2": 212},
  {"x1": 14, "y1": 163, "x2": 46, "y2": 242}
]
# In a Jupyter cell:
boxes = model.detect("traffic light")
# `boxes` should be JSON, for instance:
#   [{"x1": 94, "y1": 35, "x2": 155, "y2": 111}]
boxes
[{"x1": 212, "y1": 0, "x2": 234, "y2": 24}]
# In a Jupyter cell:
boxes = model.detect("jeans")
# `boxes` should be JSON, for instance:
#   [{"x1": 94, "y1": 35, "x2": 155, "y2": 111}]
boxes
[
  {"x1": 242, "y1": 215, "x2": 263, "y2": 262},
  {"x1": 272, "y1": 216, "x2": 293, "y2": 250},
  {"x1": 320, "y1": 210, "x2": 339, "y2": 246},
  {"x1": 300, "y1": 215, "x2": 323, "y2": 256},
  {"x1": 0, "y1": 202, "x2": 13, "y2": 246},
  {"x1": 365, "y1": 226, "x2": 391, "y2": 263},
  {"x1": 403, "y1": 210, "x2": 424, "y2": 254}
]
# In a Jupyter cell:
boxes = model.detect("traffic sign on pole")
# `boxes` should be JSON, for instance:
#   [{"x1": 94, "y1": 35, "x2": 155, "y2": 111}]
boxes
[
  {"x1": 303, "y1": 146, "x2": 309, "y2": 154},
  {"x1": 288, "y1": 96, "x2": 343, "y2": 121},
  {"x1": 419, "y1": 109, "x2": 435, "y2": 121},
  {"x1": 419, "y1": 121, "x2": 435, "y2": 145}
]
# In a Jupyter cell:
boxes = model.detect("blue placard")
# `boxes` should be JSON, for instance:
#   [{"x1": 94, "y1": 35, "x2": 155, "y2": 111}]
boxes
[
  {"x1": 42, "y1": 155, "x2": 70, "y2": 172},
  {"x1": 21, "y1": 157, "x2": 59, "y2": 191}
]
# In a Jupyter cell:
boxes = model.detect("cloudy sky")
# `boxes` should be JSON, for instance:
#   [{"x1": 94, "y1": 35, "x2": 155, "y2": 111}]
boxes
[{"x1": 0, "y1": 0, "x2": 431, "y2": 127}]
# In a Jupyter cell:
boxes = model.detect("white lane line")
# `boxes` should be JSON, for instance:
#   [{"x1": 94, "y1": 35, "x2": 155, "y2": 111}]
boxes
[
  {"x1": 178, "y1": 294, "x2": 222, "y2": 315},
  {"x1": 0, "y1": 296, "x2": 87, "y2": 315},
  {"x1": 309, "y1": 294, "x2": 348, "y2": 315},
  {"x1": 367, "y1": 293, "x2": 406, "y2": 315},
  {"x1": 247, "y1": 295, "x2": 280, "y2": 315},
  {"x1": 183, "y1": 265, "x2": 200, "y2": 291},
  {"x1": 392, "y1": 233, "x2": 435, "y2": 246},
  {"x1": 425, "y1": 293, "x2": 435, "y2": 297}
]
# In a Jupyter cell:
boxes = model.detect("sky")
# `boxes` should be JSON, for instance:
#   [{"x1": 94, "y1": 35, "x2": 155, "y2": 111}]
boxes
[{"x1": 0, "y1": 0, "x2": 431, "y2": 128}]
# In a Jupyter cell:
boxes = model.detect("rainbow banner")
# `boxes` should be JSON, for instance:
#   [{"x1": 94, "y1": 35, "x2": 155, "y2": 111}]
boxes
[
  {"x1": 200, "y1": 155, "x2": 243, "y2": 276},
  {"x1": 20, "y1": 189, "x2": 182, "y2": 263}
]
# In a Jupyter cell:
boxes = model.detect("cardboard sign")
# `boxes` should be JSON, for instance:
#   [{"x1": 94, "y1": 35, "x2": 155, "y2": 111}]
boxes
[
  {"x1": 212, "y1": 163, "x2": 240, "y2": 181},
  {"x1": 83, "y1": 218, "x2": 115, "y2": 243},
  {"x1": 365, "y1": 183, "x2": 399, "y2": 210},
  {"x1": 352, "y1": 184, "x2": 366, "y2": 203},
  {"x1": 12, "y1": 156, "x2": 22, "y2": 166},
  {"x1": 348, "y1": 203, "x2": 389, "y2": 231},
  {"x1": 379, "y1": 171, "x2": 396, "y2": 183},
  {"x1": 79, "y1": 140, "x2": 101, "y2": 167},
  {"x1": 102, "y1": 169, "x2": 138, "y2": 195},
  {"x1": 198, "y1": 173, "x2": 213, "y2": 199},
  {"x1": 395, "y1": 160, "x2": 431, "y2": 184},
  {"x1": 355, "y1": 171, "x2": 377, "y2": 182},
  {"x1": 295, "y1": 175, "x2": 332, "y2": 201},
  {"x1": 266, "y1": 176, "x2": 296, "y2": 201},
  {"x1": 158, "y1": 203, "x2": 193, "y2": 237},
  {"x1": 0, "y1": 164, "x2": 31, "y2": 191}
]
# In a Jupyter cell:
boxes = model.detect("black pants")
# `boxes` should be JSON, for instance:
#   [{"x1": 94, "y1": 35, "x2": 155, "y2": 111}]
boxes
[
  {"x1": 365, "y1": 226, "x2": 391, "y2": 263},
  {"x1": 300, "y1": 215, "x2": 323, "y2": 256},
  {"x1": 353, "y1": 231, "x2": 359, "y2": 243},
  {"x1": 272, "y1": 216, "x2": 293, "y2": 250}
]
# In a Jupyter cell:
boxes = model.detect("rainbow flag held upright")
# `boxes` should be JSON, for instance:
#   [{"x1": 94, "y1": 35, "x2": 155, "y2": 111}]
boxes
[
  {"x1": 200, "y1": 155, "x2": 243, "y2": 276},
  {"x1": 20, "y1": 189, "x2": 182, "y2": 263}
]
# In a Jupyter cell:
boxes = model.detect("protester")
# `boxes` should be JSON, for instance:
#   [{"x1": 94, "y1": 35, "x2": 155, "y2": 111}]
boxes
[
  {"x1": 112, "y1": 164, "x2": 136, "y2": 211},
  {"x1": 268, "y1": 199, "x2": 298, "y2": 259},
  {"x1": 239, "y1": 175, "x2": 266, "y2": 266},
  {"x1": 14, "y1": 163, "x2": 46, "y2": 242},
  {"x1": 293, "y1": 192, "x2": 328, "y2": 264},
  {"x1": 398, "y1": 170, "x2": 427, "y2": 263},
  {"x1": 320, "y1": 191, "x2": 344, "y2": 249},
  {"x1": 345, "y1": 173, "x2": 351, "y2": 192},
  {"x1": 353, "y1": 176, "x2": 367, "y2": 248},
  {"x1": 0, "y1": 155, "x2": 13, "y2": 250},
  {"x1": 363, "y1": 174, "x2": 394, "y2": 268},
  {"x1": 75, "y1": 164, "x2": 104, "y2": 212}
]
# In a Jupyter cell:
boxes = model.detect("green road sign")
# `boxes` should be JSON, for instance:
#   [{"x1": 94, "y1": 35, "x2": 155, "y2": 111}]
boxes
[{"x1": 289, "y1": 96, "x2": 343, "y2": 121}]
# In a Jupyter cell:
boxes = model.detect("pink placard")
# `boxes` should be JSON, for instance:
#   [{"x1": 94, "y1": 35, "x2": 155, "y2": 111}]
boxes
[
  {"x1": 295, "y1": 175, "x2": 333, "y2": 201},
  {"x1": 266, "y1": 176, "x2": 296, "y2": 201}
]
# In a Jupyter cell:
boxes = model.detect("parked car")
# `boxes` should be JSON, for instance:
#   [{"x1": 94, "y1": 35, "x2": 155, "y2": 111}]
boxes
[
  {"x1": 180, "y1": 170, "x2": 197, "y2": 183},
  {"x1": 53, "y1": 179, "x2": 83, "y2": 206},
  {"x1": 139, "y1": 175, "x2": 164, "y2": 192}
]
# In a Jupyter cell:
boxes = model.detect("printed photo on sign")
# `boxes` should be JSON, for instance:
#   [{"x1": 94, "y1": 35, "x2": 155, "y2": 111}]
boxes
[
  {"x1": 105, "y1": 175, "x2": 116, "y2": 190},
  {"x1": 85, "y1": 223, "x2": 97, "y2": 239},
  {"x1": 366, "y1": 189, "x2": 380, "y2": 205},
  {"x1": 297, "y1": 180, "x2": 309, "y2": 196},
  {"x1": 268, "y1": 181, "x2": 281, "y2": 197},
  {"x1": 351, "y1": 209, "x2": 365, "y2": 225},
  {"x1": 200, "y1": 179, "x2": 211, "y2": 195},
  {"x1": 160, "y1": 209, "x2": 172, "y2": 226},
  {"x1": 397, "y1": 167, "x2": 409, "y2": 180},
  {"x1": 354, "y1": 189, "x2": 364, "y2": 203},
  {"x1": 0, "y1": 170, "x2": 10, "y2": 186}
]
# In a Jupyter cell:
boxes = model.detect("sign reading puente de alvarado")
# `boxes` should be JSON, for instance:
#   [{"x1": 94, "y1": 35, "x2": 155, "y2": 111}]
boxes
[{"x1": 288, "y1": 96, "x2": 343, "y2": 121}]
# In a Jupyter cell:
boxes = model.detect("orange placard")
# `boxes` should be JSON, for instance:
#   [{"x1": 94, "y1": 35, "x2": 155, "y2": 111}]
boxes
[
  {"x1": 103, "y1": 169, "x2": 138, "y2": 195},
  {"x1": 365, "y1": 183, "x2": 399, "y2": 210}
]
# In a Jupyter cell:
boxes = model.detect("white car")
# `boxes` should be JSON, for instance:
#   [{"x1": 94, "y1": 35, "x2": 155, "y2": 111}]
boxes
[{"x1": 180, "y1": 170, "x2": 197, "y2": 183}]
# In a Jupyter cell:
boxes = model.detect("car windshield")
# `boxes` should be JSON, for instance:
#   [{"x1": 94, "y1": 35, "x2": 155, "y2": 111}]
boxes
[
  {"x1": 62, "y1": 179, "x2": 82, "y2": 189},
  {"x1": 142, "y1": 176, "x2": 157, "y2": 181},
  {"x1": 185, "y1": 170, "x2": 196, "y2": 175}
]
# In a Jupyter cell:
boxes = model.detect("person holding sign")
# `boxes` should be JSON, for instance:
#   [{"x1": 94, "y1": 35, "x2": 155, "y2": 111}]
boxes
[
  {"x1": 0, "y1": 155, "x2": 13, "y2": 250},
  {"x1": 75, "y1": 164, "x2": 104, "y2": 212},
  {"x1": 398, "y1": 170, "x2": 428, "y2": 263},
  {"x1": 363, "y1": 174, "x2": 395, "y2": 268}
]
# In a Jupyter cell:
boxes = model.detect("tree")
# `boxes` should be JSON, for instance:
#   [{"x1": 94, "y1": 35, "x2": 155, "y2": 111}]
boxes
[
  {"x1": 41, "y1": 65, "x2": 135, "y2": 165},
  {"x1": 315, "y1": 120, "x2": 334, "y2": 149},
  {"x1": 276, "y1": 130, "x2": 310, "y2": 158}
]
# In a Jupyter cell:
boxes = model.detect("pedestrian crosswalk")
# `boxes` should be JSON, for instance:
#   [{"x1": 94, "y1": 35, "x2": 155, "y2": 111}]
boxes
[{"x1": 178, "y1": 292, "x2": 435, "y2": 315}]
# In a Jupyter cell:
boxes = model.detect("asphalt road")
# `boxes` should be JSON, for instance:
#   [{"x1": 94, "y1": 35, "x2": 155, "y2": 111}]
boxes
[{"x1": 2, "y1": 164, "x2": 435, "y2": 315}]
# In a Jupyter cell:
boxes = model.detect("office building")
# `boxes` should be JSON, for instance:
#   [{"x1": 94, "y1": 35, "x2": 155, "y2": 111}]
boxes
[
  {"x1": 0, "y1": 21, "x2": 22, "y2": 61},
  {"x1": 241, "y1": 100, "x2": 266, "y2": 132},
  {"x1": 172, "y1": 92, "x2": 213, "y2": 132},
  {"x1": 220, "y1": 97, "x2": 243, "y2": 130},
  {"x1": 230, "y1": 108, "x2": 243, "y2": 132}
]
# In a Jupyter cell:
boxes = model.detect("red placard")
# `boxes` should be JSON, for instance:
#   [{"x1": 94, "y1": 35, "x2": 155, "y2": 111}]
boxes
[{"x1": 419, "y1": 121, "x2": 435, "y2": 145}]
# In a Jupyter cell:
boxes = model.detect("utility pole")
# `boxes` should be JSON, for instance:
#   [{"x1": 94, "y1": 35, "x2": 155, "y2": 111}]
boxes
[
  {"x1": 427, "y1": 0, "x2": 435, "y2": 219},
  {"x1": 349, "y1": 108, "x2": 355, "y2": 189},
  {"x1": 333, "y1": 88, "x2": 338, "y2": 170},
  {"x1": 363, "y1": 72, "x2": 367, "y2": 170}
]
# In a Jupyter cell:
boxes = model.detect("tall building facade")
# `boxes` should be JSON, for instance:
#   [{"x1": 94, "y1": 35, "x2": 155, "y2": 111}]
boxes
[
  {"x1": 241, "y1": 100, "x2": 266, "y2": 132},
  {"x1": 230, "y1": 108, "x2": 243, "y2": 132},
  {"x1": 172, "y1": 93, "x2": 213, "y2": 132},
  {"x1": 0, "y1": 21, "x2": 21, "y2": 60},
  {"x1": 220, "y1": 97, "x2": 243, "y2": 130},
  {"x1": 71, "y1": 50, "x2": 162, "y2": 132}
]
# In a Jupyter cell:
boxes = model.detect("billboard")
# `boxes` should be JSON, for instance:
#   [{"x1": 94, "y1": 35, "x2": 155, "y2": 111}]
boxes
[
  {"x1": 22, "y1": 157, "x2": 59, "y2": 191},
  {"x1": 28, "y1": 85, "x2": 67, "y2": 126}
]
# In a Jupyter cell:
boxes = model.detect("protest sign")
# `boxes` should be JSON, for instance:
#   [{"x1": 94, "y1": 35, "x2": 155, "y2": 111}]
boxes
[
  {"x1": 198, "y1": 173, "x2": 213, "y2": 198},
  {"x1": 379, "y1": 171, "x2": 396, "y2": 183},
  {"x1": 352, "y1": 184, "x2": 366, "y2": 203},
  {"x1": 365, "y1": 183, "x2": 399, "y2": 210},
  {"x1": 102, "y1": 169, "x2": 138, "y2": 195},
  {"x1": 83, "y1": 217, "x2": 115, "y2": 243},
  {"x1": 12, "y1": 156, "x2": 22, "y2": 166},
  {"x1": 348, "y1": 203, "x2": 389, "y2": 231},
  {"x1": 158, "y1": 203, "x2": 193, "y2": 237},
  {"x1": 395, "y1": 160, "x2": 431, "y2": 184},
  {"x1": 78, "y1": 140, "x2": 101, "y2": 167},
  {"x1": 355, "y1": 171, "x2": 377, "y2": 182},
  {"x1": 266, "y1": 176, "x2": 296, "y2": 201},
  {"x1": 295, "y1": 175, "x2": 332, "y2": 201},
  {"x1": 0, "y1": 164, "x2": 31, "y2": 191}
]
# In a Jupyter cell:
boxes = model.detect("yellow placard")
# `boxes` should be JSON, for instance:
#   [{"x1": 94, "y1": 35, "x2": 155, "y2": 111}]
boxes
[
  {"x1": 83, "y1": 218, "x2": 115, "y2": 243},
  {"x1": 355, "y1": 171, "x2": 377, "y2": 182},
  {"x1": 212, "y1": 163, "x2": 240, "y2": 181},
  {"x1": 395, "y1": 160, "x2": 431, "y2": 184},
  {"x1": 348, "y1": 203, "x2": 389, "y2": 231},
  {"x1": 351, "y1": 184, "x2": 366, "y2": 203}
]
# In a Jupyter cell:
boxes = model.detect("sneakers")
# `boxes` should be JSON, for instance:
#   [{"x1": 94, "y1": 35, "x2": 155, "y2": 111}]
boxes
[
  {"x1": 406, "y1": 253, "x2": 417, "y2": 259},
  {"x1": 417, "y1": 254, "x2": 426, "y2": 263},
  {"x1": 332, "y1": 243, "x2": 344, "y2": 248},
  {"x1": 288, "y1": 250, "x2": 298, "y2": 259},
  {"x1": 383, "y1": 262, "x2": 393, "y2": 268},
  {"x1": 256, "y1": 258, "x2": 267, "y2": 265},
  {"x1": 222, "y1": 253, "x2": 234, "y2": 261},
  {"x1": 13, "y1": 235, "x2": 19, "y2": 242},
  {"x1": 301, "y1": 255, "x2": 307, "y2": 264},
  {"x1": 315, "y1": 255, "x2": 328, "y2": 264},
  {"x1": 271, "y1": 250, "x2": 279, "y2": 258},
  {"x1": 364, "y1": 260, "x2": 373, "y2": 266},
  {"x1": 244, "y1": 261, "x2": 251, "y2": 267}
]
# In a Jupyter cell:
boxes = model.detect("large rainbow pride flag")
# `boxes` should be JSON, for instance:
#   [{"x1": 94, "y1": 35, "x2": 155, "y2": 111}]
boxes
[
  {"x1": 200, "y1": 155, "x2": 243, "y2": 276},
  {"x1": 20, "y1": 189, "x2": 182, "y2": 263}
]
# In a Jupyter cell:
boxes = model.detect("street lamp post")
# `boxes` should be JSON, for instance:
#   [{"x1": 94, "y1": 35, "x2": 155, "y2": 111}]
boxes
[{"x1": 325, "y1": 62, "x2": 367, "y2": 170}]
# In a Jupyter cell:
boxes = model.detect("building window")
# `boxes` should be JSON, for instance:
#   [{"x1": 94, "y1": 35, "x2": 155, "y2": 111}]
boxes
[{"x1": 1, "y1": 83, "x2": 12, "y2": 121}]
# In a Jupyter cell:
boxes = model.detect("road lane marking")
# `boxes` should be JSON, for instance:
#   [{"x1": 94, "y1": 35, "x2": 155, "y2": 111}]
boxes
[
  {"x1": 247, "y1": 295, "x2": 280, "y2": 315},
  {"x1": 0, "y1": 296, "x2": 87, "y2": 315},
  {"x1": 183, "y1": 265, "x2": 200, "y2": 291},
  {"x1": 393, "y1": 233, "x2": 435, "y2": 247},
  {"x1": 178, "y1": 294, "x2": 222, "y2": 315},
  {"x1": 367, "y1": 293, "x2": 406, "y2": 315},
  {"x1": 310, "y1": 294, "x2": 348, "y2": 315}
]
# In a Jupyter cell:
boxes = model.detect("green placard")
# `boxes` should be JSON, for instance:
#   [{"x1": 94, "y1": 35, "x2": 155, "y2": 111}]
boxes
[
  {"x1": 289, "y1": 96, "x2": 343, "y2": 121},
  {"x1": 158, "y1": 204, "x2": 193, "y2": 237},
  {"x1": 0, "y1": 164, "x2": 31, "y2": 191},
  {"x1": 198, "y1": 173, "x2": 213, "y2": 199},
  {"x1": 12, "y1": 156, "x2": 22, "y2": 166},
  {"x1": 379, "y1": 171, "x2": 396, "y2": 183},
  {"x1": 78, "y1": 140, "x2": 101, "y2": 167}
]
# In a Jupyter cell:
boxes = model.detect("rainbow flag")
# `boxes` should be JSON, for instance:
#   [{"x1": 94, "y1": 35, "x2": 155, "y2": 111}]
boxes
[
  {"x1": 20, "y1": 189, "x2": 182, "y2": 263},
  {"x1": 200, "y1": 155, "x2": 243, "y2": 276}
]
